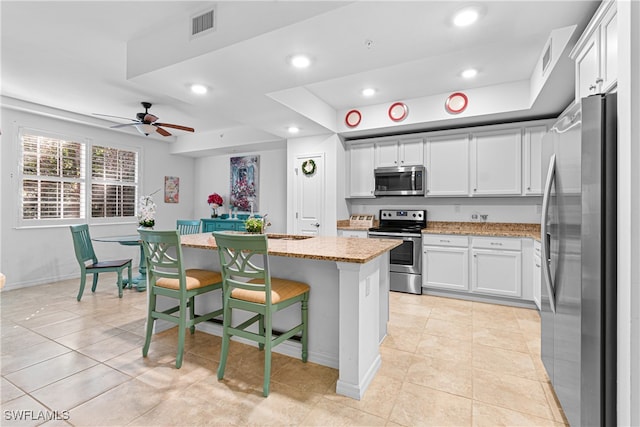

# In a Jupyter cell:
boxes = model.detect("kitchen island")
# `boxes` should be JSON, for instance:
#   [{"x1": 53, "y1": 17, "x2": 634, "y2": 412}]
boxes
[{"x1": 178, "y1": 233, "x2": 401, "y2": 400}]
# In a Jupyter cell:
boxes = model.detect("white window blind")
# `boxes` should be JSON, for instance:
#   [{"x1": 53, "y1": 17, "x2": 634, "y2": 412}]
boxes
[
  {"x1": 20, "y1": 132, "x2": 85, "y2": 220},
  {"x1": 90, "y1": 146, "x2": 137, "y2": 219}
]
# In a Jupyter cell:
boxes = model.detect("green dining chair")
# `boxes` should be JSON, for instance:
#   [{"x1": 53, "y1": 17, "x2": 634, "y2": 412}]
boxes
[
  {"x1": 213, "y1": 232, "x2": 310, "y2": 397},
  {"x1": 69, "y1": 224, "x2": 133, "y2": 301},
  {"x1": 139, "y1": 229, "x2": 223, "y2": 368},
  {"x1": 176, "y1": 219, "x2": 201, "y2": 235}
]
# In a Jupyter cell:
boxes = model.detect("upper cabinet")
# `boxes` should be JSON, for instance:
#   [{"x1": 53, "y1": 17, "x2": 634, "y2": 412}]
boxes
[
  {"x1": 374, "y1": 137, "x2": 424, "y2": 168},
  {"x1": 470, "y1": 128, "x2": 522, "y2": 196},
  {"x1": 426, "y1": 133, "x2": 470, "y2": 196},
  {"x1": 571, "y1": 0, "x2": 617, "y2": 101},
  {"x1": 347, "y1": 142, "x2": 375, "y2": 198},
  {"x1": 523, "y1": 124, "x2": 549, "y2": 195}
]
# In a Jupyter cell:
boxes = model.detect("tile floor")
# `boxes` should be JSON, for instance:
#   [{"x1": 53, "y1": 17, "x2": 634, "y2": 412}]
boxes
[{"x1": 1, "y1": 274, "x2": 568, "y2": 426}]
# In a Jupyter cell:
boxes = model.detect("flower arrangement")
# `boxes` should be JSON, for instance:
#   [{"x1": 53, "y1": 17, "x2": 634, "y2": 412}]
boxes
[
  {"x1": 245, "y1": 217, "x2": 263, "y2": 233},
  {"x1": 208, "y1": 193, "x2": 223, "y2": 218},
  {"x1": 138, "y1": 192, "x2": 158, "y2": 228}
]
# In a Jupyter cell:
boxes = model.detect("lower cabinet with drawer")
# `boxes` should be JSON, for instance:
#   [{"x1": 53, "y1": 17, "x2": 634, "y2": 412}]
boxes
[
  {"x1": 422, "y1": 235, "x2": 469, "y2": 292},
  {"x1": 470, "y1": 237, "x2": 523, "y2": 298},
  {"x1": 338, "y1": 229, "x2": 368, "y2": 238},
  {"x1": 423, "y1": 233, "x2": 529, "y2": 306},
  {"x1": 201, "y1": 218, "x2": 246, "y2": 233}
]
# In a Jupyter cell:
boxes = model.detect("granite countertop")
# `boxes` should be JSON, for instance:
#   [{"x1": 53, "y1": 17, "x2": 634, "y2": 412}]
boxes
[
  {"x1": 181, "y1": 233, "x2": 401, "y2": 264},
  {"x1": 336, "y1": 219, "x2": 377, "y2": 231},
  {"x1": 336, "y1": 219, "x2": 541, "y2": 240},
  {"x1": 423, "y1": 221, "x2": 541, "y2": 240}
]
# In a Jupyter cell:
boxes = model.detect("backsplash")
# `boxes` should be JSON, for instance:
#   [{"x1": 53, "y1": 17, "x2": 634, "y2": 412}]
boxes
[{"x1": 348, "y1": 196, "x2": 542, "y2": 224}]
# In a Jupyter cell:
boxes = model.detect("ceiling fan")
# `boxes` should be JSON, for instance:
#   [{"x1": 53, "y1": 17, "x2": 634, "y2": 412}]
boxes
[{"x1": 94, "y1": 102, "x2": 195, "y2": 137}]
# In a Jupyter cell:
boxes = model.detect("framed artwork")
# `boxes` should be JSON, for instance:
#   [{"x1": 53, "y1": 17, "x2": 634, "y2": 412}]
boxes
[
  {"x1": 164, "y1": 176, "x2": 179, "y2": 203},
  {"x1": 230, "y1": 155, "x2": 259, "y2": 211}
]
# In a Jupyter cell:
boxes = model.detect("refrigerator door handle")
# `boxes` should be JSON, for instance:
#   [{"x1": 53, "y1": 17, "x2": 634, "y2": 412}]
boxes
[{"x1": 541, "y1": 154, "x2": 557, "y2": 314}]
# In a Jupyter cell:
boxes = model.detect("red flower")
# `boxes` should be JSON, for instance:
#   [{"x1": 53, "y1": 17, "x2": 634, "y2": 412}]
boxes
[{"x1": 207, "y1": 193, "x2": 223, "y2": 206}]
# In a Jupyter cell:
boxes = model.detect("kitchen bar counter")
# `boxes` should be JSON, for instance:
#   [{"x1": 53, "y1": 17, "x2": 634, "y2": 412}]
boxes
[
  {"x1": 181, "y1": 232, "x2": 400, "y2": 263},
  {"x1": 178, "y1": 232, "x2": 400, "y2": 400}
]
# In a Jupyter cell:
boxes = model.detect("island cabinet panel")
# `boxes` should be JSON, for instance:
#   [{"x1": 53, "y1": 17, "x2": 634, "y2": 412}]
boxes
[
  {"x1": 471, "y1": 237, "x2": 522, "y2": 298},
  {"x1": 470, "y1": 128, "x2": 522, "y2": 195},
  {"x1": 422, "y1": 235, "x2": 469, "y2": 291},
  {"x1": 425, "y1": 133, "x2": 470, "y2": 196},
  {"x1": 347, "y1": 142, "x2": 375, "y2": 198},
  {"x1": 338, "y1": 230, "x2": 368, "y2": 238}
]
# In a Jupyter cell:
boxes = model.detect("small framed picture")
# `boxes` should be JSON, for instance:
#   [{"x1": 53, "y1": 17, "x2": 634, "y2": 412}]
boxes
[{"x1": 164, "y1": 176, "x2": 179, "y2": 203}]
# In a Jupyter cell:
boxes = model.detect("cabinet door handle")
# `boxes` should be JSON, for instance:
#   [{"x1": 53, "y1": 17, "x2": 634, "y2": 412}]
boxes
[
  {"x1": 595, "y1": 77, "x2": 603, "y2": 84},
  {"x1": 439, "y1": 239, "x2": 450, "y2": 243},
  {"x1": 490, "y1": 242, "x2": 503, "y2": 246},
  {"x1": 589, "y1": 84, "x2": 597, "y2": 91}
]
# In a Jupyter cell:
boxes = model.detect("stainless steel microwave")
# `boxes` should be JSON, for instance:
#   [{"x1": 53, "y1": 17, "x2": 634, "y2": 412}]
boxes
[{"x1": 374, "y1": 165, "x2": 425, "y2": 196}]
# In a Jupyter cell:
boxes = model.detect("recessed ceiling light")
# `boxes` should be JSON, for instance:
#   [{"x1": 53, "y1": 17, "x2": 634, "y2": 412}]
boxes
[
  {"x1": 461, "y1": 68, "x2": 478, "y2": 78},
  {"x1": 362, "y1": 88, "x2": 376, "y2": 97},
  {"x1": 287, "y1": 126, "x2": 300, "y2": 134},
  {"x1": 290, "y1": 54, "x2": 311, "y2": 69},
  {"x1": 453, "y1": 7, "x2": 480, "y2": 27},
  {"x1": 190, "y1": 84, "x2": 208, "y2": 94}
]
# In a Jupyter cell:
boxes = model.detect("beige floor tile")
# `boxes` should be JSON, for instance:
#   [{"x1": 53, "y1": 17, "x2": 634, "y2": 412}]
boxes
[
  {"x1": 1, "y1": 376, "x2": 25, "y2": 403},
  {"x1": 473, "y1": 368, "x2": 553, "y2": 421},
  {"x1": 67, "y1": 378, "x2": 166, "y2": 426},
  {"x1": 388, "y1": 311, "x2": 429, "y2": 329},
  {"x1": 406, "y1": 353, "x2": 473, "y2": 398},
  {"x1": 53, "y1": 324, "x2": 125, "y2": 350},
  {"x1": 301, "y1": 397, "x2": 387, "y2": 426},
  {"x1": 31, "y1": 316, "x2": 104, "y2": 340},
  {"x1": 378, "y1": 346, "x2": 413, "y2": 380},
  {"x1": 473, "y1": 326, "x2": 530, "y2": 353},
  {"x1": 76, "y1": 330, "x2": 144, "y2": 362},
  {"x1": 134, "y1": 354, "x2": 215, "y2": 391},
  {"x1": 102, "y1": 343, "x2": 177, "y2": 377},
  {"x1": 30, "y1": 364, "x2": 130, "y2": 411},
  {"x1": 472, "y1": 401, "x2": 565, "y2": 426},
  {"x1": 389, "y1": 301, "x2": 432, "y2": 319},
  {"x1": 1, "y1": 328, "x2": 50, "y2": 353},
  {"x1": 1, "y1": 340, "x2": 71, "y2": 375},
  {"x1": 4, "y1": 351, "x2": 98, "y2": 393},
  {"x1": 389, "y1": 381, "x2": 472, "y2": 426},
  {"x1": 14, "y1": 308, "x2": 79, "y2": 330},
  {"x1": 0, "y1": 322, "x2": 30, "y2": 339},
  {"x1": 517, "y1": 317, "x2": 541, "y2": 335},
  {"x1": 513, "y1": 306, "x2": 541, "y2": 321},
  {"x1": 472, "y1": 344, "x2": 538, "y2": 381},
  {"x1": 541, "y1": 379, "x2": 570, "y2": 424},
  {"x1": 473, "y1": 309, "x2": 521, "y2": 332},
  {"x1": 241, "y1": 382, "x2": 325, "y2": 425},
  {"x1": 381, "y1": 324, "x2": 423, "y2": 353},
  {"x1": 0, "y1": 394, "x2": 53, "y2": 427},
  {"x1": 270, "y1": 358, "x2": 338, "y2": 395},
  {"x1": 416, "y1": 333, "x2": 473, "y2": 364},
  {"x1": 428, "y1": 305, "x2": 473, "y2": 325},
  {"x1": 324, "y1": 372, "x2": 403, "y2": 419},
  {"x1": 424, "y1": 317, "x2": 473, "y2": 341}
]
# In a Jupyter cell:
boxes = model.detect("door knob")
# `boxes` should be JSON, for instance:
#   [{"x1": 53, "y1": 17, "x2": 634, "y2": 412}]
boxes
[{"x1": 312, "y1": 223, "x2": 320, "y2": 227}]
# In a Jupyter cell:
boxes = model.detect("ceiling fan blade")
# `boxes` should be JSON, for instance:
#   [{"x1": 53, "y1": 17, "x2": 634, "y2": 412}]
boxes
[
  {"x1": 155, "y1": 126, "x2": 172, "y2": 137},
  {"x1": 155, "y1": 123, "x2": 195, "y2": 132},
  {"x1": 110, "y1": 122, "x2": 140, "y2": 129},
  {"x1": 93, "y1": 113, "x2": 137, "y2": 122}
]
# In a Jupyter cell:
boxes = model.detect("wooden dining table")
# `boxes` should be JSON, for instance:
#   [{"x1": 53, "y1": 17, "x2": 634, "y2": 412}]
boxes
[{"x1": 92, "y1": 234, "x2": 147, "y2": 291}]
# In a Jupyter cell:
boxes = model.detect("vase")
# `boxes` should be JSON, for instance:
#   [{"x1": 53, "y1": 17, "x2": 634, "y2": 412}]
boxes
[{"x1": 211, "y1": 205, "x2": 219, "y2": 218}]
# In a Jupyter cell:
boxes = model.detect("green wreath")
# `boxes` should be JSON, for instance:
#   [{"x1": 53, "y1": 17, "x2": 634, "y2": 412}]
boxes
[{"x1": 302, "y1": 159, "x2": 316, "y2": 176}]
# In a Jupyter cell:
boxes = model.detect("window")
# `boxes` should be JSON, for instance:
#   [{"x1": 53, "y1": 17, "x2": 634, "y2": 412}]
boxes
[
  {"x1": 21, "y1": 131, "x2": 85, "y2": 220},
  {"x1": 19, "y1": 128, "x2": 139, "y2": 225},
  {"x1": 91, "y1": 146, "x2": 137, "y2": 219}
]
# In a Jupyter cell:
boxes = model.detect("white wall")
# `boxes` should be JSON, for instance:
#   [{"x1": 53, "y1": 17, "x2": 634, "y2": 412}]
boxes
[
  {"x1": 194, "y1": 146, "x2": 288, "y2": 233},
  {"x1": 0, "y1": 103, "x2": 197, "y2": 290}
]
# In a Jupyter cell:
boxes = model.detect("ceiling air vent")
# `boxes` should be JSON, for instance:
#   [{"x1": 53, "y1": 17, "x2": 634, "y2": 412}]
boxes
[
  {"x1": 542, "y1": 39, "x2": 552, "y2": 75},
  {"x1": 191, "y1": 9, "x2": 215, "y2": 38}
]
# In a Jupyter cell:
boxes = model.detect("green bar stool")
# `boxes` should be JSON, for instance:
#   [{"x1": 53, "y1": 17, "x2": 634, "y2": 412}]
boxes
[
  {"x1": 69, "y1": 224, "x2": 132, "y2": 301},
  {"x1": 176, "y1": 219, "x2": 201, "y2": 235},
  {"x1": 213, "y1": 232, "x2": 309, "y2": 397},
  {"x1": 139, "y1": 229, "x2": 223, "y2": 368}
]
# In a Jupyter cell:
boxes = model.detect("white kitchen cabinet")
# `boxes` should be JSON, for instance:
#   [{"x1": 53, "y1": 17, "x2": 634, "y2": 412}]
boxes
[
  {"x1": 571, "y1": 0, "x2": 617, "y2": 101},
  {"x1": 471, "y1": 237, "x2": 522, "y2": 298},
  {"x1": 348, "y1": 142, "x2": 375, "y2": 198},
  {"x1": 375, "y1": 137, "x2": 424, "y2": 167},
  {"x1": 338, "y1": 230, "x2": 368, "y2": 238},
  {"x1": 422, "y1": 235, "x2": 469, "y2": 291},
  {"x1": 425, "y1": 133, "x2": 470, "y2": 196},
  {"x1": 470, "y1": 128, "x2": 522, "y2": 195},
  {"x1": 533, "y1": 240, "x2": 542, "y2": 310},
  {"x1": 523, "y1": 125, "x2": 548, "y2": 195}
]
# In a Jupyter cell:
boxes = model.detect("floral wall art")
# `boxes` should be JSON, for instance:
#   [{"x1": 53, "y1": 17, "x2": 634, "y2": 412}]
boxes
[
  {"x1": 164, "y1": 176, "x2": 179, "y2": 203},
  {"x1": 230, "y1": 155, "x2": 259, "y2": 211}
]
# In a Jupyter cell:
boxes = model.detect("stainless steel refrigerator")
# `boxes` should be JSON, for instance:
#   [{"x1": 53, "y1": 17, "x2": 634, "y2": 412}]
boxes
[{"x1": 540, "y1": 93, "x2": 617, "y2": 427}]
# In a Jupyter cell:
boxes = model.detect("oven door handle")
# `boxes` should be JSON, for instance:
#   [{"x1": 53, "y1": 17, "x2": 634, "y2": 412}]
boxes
[{"x1": 368, "y1": 233, "x2": 422, "y2": 239}]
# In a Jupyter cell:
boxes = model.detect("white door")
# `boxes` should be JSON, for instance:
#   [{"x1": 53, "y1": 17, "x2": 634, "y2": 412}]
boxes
[{"x1": 295, "y1": 153, "x2": 324, "y2": 236}]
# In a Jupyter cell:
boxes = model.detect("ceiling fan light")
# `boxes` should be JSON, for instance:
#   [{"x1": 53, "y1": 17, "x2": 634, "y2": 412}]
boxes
[{"x1": 191, "y1": 84, "x2": 208, "y2": 94}]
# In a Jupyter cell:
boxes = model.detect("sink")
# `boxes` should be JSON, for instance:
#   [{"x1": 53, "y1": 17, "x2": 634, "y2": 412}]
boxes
[{"x1": 266, "y1": 234, "x2": 313, "y2": 240}]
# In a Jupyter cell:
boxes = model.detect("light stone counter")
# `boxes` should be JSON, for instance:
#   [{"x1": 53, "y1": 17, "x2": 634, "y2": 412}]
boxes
[
  {"x1": 423, "y1": 221, "x2": 541, "y2": 240},
  {"x1": 179, "y1": 232, "x2": 400, "y2": 400}
]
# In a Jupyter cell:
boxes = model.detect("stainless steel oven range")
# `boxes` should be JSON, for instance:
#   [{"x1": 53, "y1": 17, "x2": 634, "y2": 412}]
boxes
[{"x1": 368, "y1": 209, "x2": 426, "y2": 295}]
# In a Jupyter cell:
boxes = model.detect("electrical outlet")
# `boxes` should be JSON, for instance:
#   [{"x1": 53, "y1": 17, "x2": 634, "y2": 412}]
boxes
[
  {"x1": 480, "y1": 214, "x2": 488, "y2": 222},
  {"x1": 471, "y1": 213, "x2": 479, "y2": 222}
]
